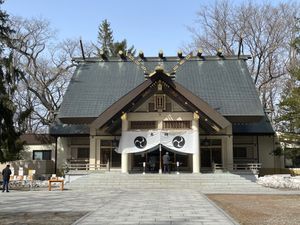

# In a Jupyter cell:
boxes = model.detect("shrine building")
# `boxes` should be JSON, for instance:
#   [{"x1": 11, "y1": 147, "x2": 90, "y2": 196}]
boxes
[{"x1": 50, "y1": 50, "x2": 280, "y2": 174}]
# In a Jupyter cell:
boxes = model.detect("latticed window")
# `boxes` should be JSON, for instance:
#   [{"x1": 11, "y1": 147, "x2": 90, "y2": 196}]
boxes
[
  {"x1": 154, "y1": 94, "x2": 166, "y2": 110},
  {"x1": 163, "y1": 121, "x2": 191, "y2": 129},
  {"x1": 130, "y1": 121, "x2": 157, "y2": 130}
]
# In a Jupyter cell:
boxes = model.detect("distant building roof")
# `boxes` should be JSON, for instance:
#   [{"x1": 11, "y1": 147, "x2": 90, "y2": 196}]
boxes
[
  {"x1": 20, "y1": 134, "x2": 55, "y2": 145},
  {"x1": 49, "y1": 123, "x2": 89, "y2": 136},
  {"x1": 58, "y1": 56, "x2": 264, "y2": 123}
]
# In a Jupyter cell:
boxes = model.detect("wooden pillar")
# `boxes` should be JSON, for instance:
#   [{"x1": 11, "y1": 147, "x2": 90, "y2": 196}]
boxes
[
  {"x1": 225, "y1": 125, "x2": 233, "y2": 171},
  {"x1": 121, "y1": 113, "x2": 129, "y2": 173},
  {"x1": 89, "y1": 128, "x2": 97, "y2": 170},
  {"x1": 159, "y1": 144, "x2": 162, "y2": 174},
  {"x1": 192, "y1": 112, "x2": 200, "y2": 173},
  {"x1": 54, "y1": 137, "x2": 58, "y2": 174}
]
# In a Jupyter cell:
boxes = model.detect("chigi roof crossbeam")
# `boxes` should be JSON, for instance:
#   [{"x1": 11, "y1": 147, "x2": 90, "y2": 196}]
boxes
[{"x1": 126, "y1": 51, "x2": 194, "y2": 79}]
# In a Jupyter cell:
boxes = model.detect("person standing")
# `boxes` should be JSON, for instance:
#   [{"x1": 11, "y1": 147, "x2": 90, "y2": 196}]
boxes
[
  {"x1": 2, "y1": 165, "x2": 12, "y2": 192},
  {"x1": 162, "y1": 152, "x2": 170, "y2": 174},
  {"x1": 149, "y1": 156, "x2": 156, "y2": 172}
]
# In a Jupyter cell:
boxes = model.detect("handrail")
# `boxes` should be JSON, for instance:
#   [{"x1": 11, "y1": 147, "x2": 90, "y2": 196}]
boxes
[
  {"x1": 212, "y1": 163, "x2": 261, "y2": 173},
  {"x1": 64, "y1": 162, "x2": 110, "y2": 172}
]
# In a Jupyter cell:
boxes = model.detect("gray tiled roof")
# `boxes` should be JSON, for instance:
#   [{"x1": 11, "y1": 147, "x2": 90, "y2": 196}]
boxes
[
  {"x1": 232, "y1": 116, "x2": 274, "y2": 134},
  {"x1": 49, "y1": 122, "x2": 89, "y2": 136},
  {"x1": 50, "y1": 119, "x2": 274, "y2": 135},
  {"x1": 58, "y1": 57, "x2": 264, "y2": 120}
]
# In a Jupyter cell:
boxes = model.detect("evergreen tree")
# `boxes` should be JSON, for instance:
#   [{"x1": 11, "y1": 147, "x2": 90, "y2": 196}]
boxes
[
  {"x1": 278, "y1": 68, "x2": 300, "y2": 132},
  {"x1": 0, "y1": 1, "x2": 31, "y2": 162},
  {"x1": 97, "y1": 19, "x2": 135, "y2": 57},
  {"x1": 277, "y1": 66, "x2": 300, "y2": 166},
  {"x1": 276, "y1": 22, "x2": 300, "y2": 166},
  {"x1": 111, "y1": 39, "x2": 136, "y2": 56},
  {"x1": 97, "y1": 19, "x2": 114, "y2": 56}
]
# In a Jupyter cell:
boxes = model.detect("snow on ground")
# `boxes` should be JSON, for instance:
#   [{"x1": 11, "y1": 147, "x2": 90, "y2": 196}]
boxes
[
  {"x1": 257, "y1": 175, "x2": 300, "y2": 189},
  {"x1": 8, "y1": 180, "x2": 49, "y2": 189}
]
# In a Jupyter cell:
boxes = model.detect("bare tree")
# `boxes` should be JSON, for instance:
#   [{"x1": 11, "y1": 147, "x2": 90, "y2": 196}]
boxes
[
  {"x1": 5, "y1": 17, "x2": 93, "y2": 132},
  {"x1": 186, "y1": 0, "x2": 299, "y2": 121}
]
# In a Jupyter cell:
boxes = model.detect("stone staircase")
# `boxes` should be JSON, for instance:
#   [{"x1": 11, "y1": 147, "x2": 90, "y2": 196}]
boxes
[{"x1": 65, "y1": 172, "x2": 281, "y2": 194}]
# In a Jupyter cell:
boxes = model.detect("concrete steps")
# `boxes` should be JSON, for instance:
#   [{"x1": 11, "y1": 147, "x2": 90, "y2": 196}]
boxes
[{"x1": 65, "y1": 172, "x2": 280, "y2": 193}]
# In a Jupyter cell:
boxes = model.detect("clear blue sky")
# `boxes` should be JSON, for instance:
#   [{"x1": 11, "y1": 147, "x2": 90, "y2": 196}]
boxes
[{"x1": 2, "y1": 0, "x2": 289, "y2": 56}]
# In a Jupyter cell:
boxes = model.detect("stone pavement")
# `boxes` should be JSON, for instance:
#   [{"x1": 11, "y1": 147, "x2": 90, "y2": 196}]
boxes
[
  {"x1": 74, "y1": 189, "x2": 237, "y2": 225},
  {"x1": 0, "y1": 188, "x2": 238, "y2": 225}
]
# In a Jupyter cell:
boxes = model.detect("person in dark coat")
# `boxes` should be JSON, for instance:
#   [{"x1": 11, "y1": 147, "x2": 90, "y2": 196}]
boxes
[
  {"x1": 2, "y1": 165, "x2": 12, "y2": 192},
  {"x1": 163, "y1": 152, "x2": 170, "y2": 174}
]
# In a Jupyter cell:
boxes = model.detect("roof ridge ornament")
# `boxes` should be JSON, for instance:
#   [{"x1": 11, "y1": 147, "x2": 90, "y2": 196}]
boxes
[
  {"x1": 127, "y1": 51, "x2": 193, "y2": 79},
  {"x1": 127, "y1": 53, "x2": 151, "y2": 75},
  {"x1": 168, "y1": 52, "x2": 193, "y2": 75}
]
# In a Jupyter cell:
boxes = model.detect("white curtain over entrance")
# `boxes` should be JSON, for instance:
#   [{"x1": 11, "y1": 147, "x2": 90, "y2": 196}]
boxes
[{"x1": 117, "y1": 130, "x2": 198, "y2": 154}]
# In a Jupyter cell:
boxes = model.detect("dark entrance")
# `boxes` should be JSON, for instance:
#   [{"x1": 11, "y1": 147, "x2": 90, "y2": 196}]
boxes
[
  {"x1": 132, "y1": 146, "x2": 189, "y2": 173},
  {"x1": 201, "y1": 148, "x2": 222, "y2": 169},
  {"x1": 100, "y1": 140, "x2": 121, "y2": 168},
  {"x1": 200, "y1": 138, "x2": 222, "y2": 172}
]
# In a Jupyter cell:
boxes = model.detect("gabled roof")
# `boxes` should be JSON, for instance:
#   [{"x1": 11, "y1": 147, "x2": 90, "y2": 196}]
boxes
[
  {"x1": 90, "y1": 70, "x2": 231, "y2": 131},
  {"x1": 58, "y1": 56, "x2": 264, "y2": 123},
  {"x1": 90, "y1": 79, "x2": 152, "y2": 130}
]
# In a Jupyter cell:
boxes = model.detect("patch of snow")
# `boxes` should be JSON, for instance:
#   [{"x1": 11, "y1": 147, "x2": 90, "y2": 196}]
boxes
[
  {"x1": 257, "y1": 175, "x2": 300, "y2": 189},
  {"x1": 1, "y1": 180, "x2": 49, "y2": 189}
]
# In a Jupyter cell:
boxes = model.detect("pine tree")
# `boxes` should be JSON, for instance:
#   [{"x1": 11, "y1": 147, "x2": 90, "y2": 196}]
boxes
[
  {"x1": 278, "y1": 68, "x2": 300, "y2": 132},
  {"x1": 97, "y1": 19, "x2": 114, "y2": 56},
  {"x1": 111, "y1": 39, "x2": 136, "y2": 57},
  {"x1": 97, "y1": 19, "x2": 135, "y2": 57},
  {"x1": 276, "y1": 21, "x2": 300, "y2": 166},
  {"x1": 0, "y1": 0, "x2": 31, "y2": 162}
]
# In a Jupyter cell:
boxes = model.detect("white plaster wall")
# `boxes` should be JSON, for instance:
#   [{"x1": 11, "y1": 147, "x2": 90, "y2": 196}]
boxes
[
  {"x1": 57, "y1": 137, "x2": 69, "y2": 170},
  {"x1": 21, "y1": 144, "x2": 55, "y2": 161},
  {"x1": 1, "y1": 144, "x2": 56, "y2": 176},
  {"x1": 258, "y1": 136, "x2": 283, "y2": 168},
  {"x1": 70, "y1": 137, "x2": 89, "y2": 145}
]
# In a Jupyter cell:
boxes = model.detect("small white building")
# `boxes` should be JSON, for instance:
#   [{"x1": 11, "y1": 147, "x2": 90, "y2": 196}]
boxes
[{"x1": 0, "y1": 134, "x2": 56, "y2": 178}]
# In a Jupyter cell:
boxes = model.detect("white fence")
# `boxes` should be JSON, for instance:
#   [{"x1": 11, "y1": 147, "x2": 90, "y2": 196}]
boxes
[
  {"x1": 64, "y1": 162, "x2": 110, "y2": 173},
  {"x1": 213, "y1": 163, "x2": 262, "y2": 174}
]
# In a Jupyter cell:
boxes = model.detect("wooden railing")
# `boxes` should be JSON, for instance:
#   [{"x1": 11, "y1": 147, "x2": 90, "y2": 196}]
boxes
[
  {"x1": 212, "y1": 163, "x2": 262, "y2": 173},
  {"x1": 64, "y1": 162, "x2": 110, "y2": 173}
]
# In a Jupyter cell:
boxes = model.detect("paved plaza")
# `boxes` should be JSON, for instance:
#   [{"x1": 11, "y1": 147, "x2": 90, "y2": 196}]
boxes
[
  {"x1": 1, "y1": 188, "x2": 238, "y2": 225},
  {"x1": 2, "y1": 173, "x2": 300, "y2": 225}
]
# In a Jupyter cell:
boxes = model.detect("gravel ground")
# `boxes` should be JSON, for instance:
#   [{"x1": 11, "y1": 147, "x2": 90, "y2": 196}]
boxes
[{"x1": 207, "y1": 194, "x2": 300, "y2": 225}]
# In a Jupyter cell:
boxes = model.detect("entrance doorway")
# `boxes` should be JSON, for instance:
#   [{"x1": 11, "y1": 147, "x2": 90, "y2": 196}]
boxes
[
  {"x1": 132, "y1": 147, "x2": 190, "y2": 173},
  {"x1": 201, "y1": 148, "x2": 222, "y2": 170},
  {"x1": 200, "y1": 138, "x2": 222, "y2": 172},
  {"x1": 100, "y1": 140, "x2": 121, "y2": 168}
]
